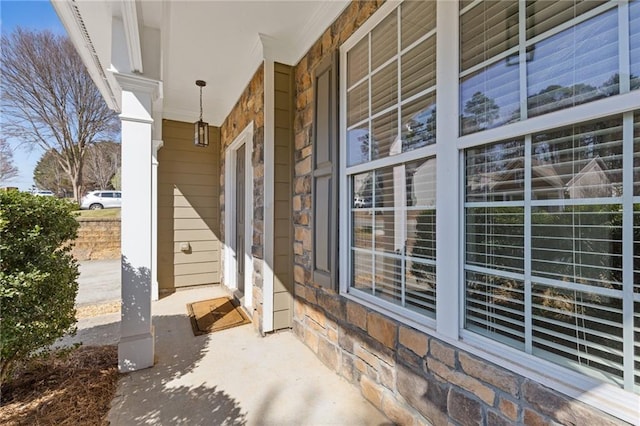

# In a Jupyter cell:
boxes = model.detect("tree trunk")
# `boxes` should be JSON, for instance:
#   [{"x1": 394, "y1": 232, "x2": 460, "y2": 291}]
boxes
[{"x1": 71, "y1": 169, "x2": 83, "y2": 203}]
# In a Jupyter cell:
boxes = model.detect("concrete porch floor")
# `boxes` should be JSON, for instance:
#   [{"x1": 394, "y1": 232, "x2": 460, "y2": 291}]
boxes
[{"x1": 65, "y1": 286, "x2": 390, "y2": 425}]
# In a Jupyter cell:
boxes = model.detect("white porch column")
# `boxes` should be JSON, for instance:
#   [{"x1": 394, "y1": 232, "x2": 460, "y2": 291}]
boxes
[
  {"x1": 114, "y1": 73, "x2": 161, "y2": 372},
  {"x1": 151, "y1": 139, "x2": 163, "y2": 301}
]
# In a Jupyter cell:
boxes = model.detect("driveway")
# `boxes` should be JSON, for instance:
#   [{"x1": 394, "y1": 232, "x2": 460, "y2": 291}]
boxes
[{"x1": 76, "y1": 259, "x2": 120, "y2": 306}]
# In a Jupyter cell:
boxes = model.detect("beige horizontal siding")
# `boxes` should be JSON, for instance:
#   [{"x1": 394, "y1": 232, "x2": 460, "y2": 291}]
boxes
[
  {"x1": 158, "y1": 120, "x2": 221, "y2": 290},
  {"x1": 272, "y1": 63, "x2": 294, "y2": 330}
]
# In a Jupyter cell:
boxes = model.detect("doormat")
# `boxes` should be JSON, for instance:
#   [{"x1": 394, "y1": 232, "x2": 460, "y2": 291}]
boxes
[{"x1": 186, "y1": 297, "x2": 251, "y2": 336}]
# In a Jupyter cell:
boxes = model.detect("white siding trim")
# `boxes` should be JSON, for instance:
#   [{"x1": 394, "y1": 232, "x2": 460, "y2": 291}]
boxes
[
  {"x1": 622, "y1": 112, "x2": 634, "y2": 390},
  {"x1": 151, "y1": 139, "x2": 163, "y2": 301}
]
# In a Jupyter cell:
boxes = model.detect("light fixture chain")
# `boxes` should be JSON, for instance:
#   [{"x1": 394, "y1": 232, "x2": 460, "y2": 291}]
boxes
[{"x1": 199, "y1": 86, "x2": 203, "y2": 121}]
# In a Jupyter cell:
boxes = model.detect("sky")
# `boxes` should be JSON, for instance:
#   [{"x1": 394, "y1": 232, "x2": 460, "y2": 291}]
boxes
[{"x1": 1, "y1": 0, "x2": 68, "y2": 190}]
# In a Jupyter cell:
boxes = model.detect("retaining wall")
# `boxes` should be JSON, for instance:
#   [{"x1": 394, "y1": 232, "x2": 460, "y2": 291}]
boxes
[{"x1": 72, "y1": 217, "x2": 120, "y2": 261}]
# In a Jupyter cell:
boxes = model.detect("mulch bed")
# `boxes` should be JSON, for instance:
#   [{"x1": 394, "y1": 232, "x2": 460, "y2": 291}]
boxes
[
  {"x1": 76, "y1": 301, "x2": 120, "y2": 319},
  {"x1": 0, "y1": 346, "x2": 120, "y2": 426}
]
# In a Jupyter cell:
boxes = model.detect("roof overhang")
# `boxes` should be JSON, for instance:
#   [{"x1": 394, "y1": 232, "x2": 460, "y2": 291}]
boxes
[{"x1": 52, "y1": 0, "x2": 349, "y2": 126}]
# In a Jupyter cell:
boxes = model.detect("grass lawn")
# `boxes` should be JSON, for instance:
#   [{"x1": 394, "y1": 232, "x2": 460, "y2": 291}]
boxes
[{"x1": 75, "y1": 208, "x2": 121, "y2": 219}]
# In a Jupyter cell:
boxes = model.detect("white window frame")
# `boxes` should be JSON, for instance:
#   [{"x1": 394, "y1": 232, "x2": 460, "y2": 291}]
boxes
[
  {"x1": 339, "y1": 1, "x2": 640, "y2": 423},
  {"x1": 340, "y1": 0, "x2": 439, "y2": 328}
]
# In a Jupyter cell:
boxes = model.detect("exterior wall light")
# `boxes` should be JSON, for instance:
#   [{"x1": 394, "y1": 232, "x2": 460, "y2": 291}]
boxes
[{"x1": 194, "y1": 80, "x2": 209, "y2": 147}]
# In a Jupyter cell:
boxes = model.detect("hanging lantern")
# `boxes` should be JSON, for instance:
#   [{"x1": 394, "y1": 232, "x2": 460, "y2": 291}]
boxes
[{"x1": 194, "y1": 80, "x2": 209, "y2": 147}]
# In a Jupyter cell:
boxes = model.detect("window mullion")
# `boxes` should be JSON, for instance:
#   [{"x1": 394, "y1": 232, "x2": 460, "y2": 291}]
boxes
[
  {"x1": 367, "y1": 30, "x2": 375, "y2": 297},
  {"x1": 436, "y1": 0, "x2": 460, "y2": 338},
  {"x1": 524, "y1": 134, "x2": 533, "y2": 354},
  {"x1": 622, "y1": 111, "x2": 634, "y2": 391},
  {"x1": 367, "y1": 32, "x2": 372, "y2": 163},
  {"x1": 396, "y1": 6, "x2": 406, "y2": 308}
]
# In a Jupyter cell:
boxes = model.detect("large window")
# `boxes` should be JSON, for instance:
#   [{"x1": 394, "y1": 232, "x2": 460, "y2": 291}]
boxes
[
  {"x1": 460, "y1": 0, "x2": 640, "y2": 393},
  {"x1": 464, "y1": 116, "x2": 639, "y2": 390},
  {"x1": 340, "y1": 0, "x2": 640, "y2": 412},
  {"x1": 344, "y1": 1, "x2": 437, "y2": 319}
]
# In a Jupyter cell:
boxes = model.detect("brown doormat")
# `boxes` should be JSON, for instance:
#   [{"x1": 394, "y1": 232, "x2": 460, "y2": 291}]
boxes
[{"x1": 187, "y1": 297, "x2": 251, "y2": 336}]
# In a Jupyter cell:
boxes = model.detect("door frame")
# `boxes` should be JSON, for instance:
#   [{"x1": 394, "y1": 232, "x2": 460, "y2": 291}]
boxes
[{"x1": 224, "y1": 122, "x2": 254, "y2": 309}]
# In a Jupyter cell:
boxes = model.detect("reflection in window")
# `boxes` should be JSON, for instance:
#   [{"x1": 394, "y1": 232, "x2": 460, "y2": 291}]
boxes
[
  {"x1": 630, "y1": 0, "x2": 640, "y2": 90},
  {"x1": 532, "y1": 285, "x2": 624, "y2": 387},
  {"x1": 531, "y1": 118, "x2": 623, "y2": 200},
  {"x1": 402, "y1": 94, "x2": 436, "y2": 152},
  {"x1": 635, "y1": 112, "x2": 640, "y2": 196},
  {"x1": 347, "y1": 125, "x2": 369, "y2": 167},
  {"x1": 635, "y1": 113, "x2": 640, "y2": 296},
  {"x1": 460, "y1": 61, "x2": 520, "y2": 135},
  {"x1": 349, "y1": 157, "x2": 436, "y2": 318},
  {"x1": 465, "y1": 139, "x2": 524, "y2": 202},
  {"x1": 532, "y1": 205, "x2": 623, "y2": 290},
  {"x1": 465, "y1": 271, "x2": 525, "y2": 350},
  {"x1": 345, "y1": 1, "x2": 437, "y2": 320},
  {"x1": 466, "y1": 207, "x2": 524, "y2": 274},
  {"x1": 527, "y1": 8, "x2": 619, "y2": 117},
  {"x1": 460, "y1": 1, "x2": 635, "y2": 135},
  {"x1": 464, "y1": 114, "x2": 639, "y2": 391}
]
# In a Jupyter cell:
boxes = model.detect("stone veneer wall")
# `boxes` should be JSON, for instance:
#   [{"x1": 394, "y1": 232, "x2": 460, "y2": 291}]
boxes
[
  {"x1": 220, "y1": 64, "x2": 265, "y2": 332},
  {"x1": 291, "y1": 1, "x2": 626, "y2": 425},
  {"x1": 72, "y1": 217, "x2": 121, "y2": 260}
]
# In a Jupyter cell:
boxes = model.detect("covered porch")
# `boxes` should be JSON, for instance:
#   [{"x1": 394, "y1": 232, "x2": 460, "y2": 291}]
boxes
[
  {"x1": 66, "y1": 285, "x2": 388, "y2": 424},
  {"x1": 52, "y1": 0, "x2": 349, "y2": 371}
]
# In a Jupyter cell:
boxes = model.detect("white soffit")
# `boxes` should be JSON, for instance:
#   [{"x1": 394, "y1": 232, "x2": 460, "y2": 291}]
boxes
[{"x1": 158, "y1": 0, "x2": 349, "y2": 126}]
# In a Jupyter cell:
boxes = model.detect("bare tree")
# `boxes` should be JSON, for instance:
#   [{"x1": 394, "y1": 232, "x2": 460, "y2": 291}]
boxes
[
  {"x1": 83, "y1": 141, "x2": 121, "y2": 190},
  {"x1": 1, "y1": 29, "x2": 118, "y2": 201},
  {"x1": 0, "y1": 138, "x2": 19, "y2": 182}
]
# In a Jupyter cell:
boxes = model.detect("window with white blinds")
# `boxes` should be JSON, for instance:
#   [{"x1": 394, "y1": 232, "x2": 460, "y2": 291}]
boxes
[
  {"x1": 460, "y1": 0, "x2": 637, "y2": 136},
  {"x1": 340, "y1": 0, "x2": 640, "y2": 409},
  {"x1": 344, "y1": 1, "x2": 438, "y2": 320},
  {"x1": 465, "y1": 114, "x2": 639, "y2": 391}
]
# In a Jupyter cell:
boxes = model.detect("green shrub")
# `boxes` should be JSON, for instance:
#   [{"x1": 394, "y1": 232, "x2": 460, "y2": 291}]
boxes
[{"x1": 0, "y1": 191, "x2": 79, "y2": 383}]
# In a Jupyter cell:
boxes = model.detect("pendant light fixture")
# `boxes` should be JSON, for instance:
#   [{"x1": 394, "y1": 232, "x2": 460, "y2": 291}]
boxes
[{"x1": 194, "y1": 80, "x2": 209, "y2": 147}]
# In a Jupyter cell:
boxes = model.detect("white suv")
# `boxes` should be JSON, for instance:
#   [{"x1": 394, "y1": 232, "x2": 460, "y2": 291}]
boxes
[
  {"x1": 80, "y1": 190, "x2": 122, "y2": 210},
  {"x1": 32, "y1": 190, "x2": 55, "y2": 197}
]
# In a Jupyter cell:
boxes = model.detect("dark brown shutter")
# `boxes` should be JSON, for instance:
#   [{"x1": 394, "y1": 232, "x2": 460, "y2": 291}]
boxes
[{"x1": 312, "y1": 51, "x2": 339, "y2": 289}]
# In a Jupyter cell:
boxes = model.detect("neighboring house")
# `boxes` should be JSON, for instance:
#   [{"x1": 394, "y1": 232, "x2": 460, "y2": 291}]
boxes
[{"x1": 53, "y1": 1, "x2": 640, "y2": 424}]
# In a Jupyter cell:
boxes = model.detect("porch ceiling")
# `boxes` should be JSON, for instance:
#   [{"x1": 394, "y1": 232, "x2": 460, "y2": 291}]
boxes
[{"x1": 59, "y1": 0, "x2": 349, "y2": 127}]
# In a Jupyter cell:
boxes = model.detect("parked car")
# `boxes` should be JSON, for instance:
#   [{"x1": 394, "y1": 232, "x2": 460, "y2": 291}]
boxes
[
  {"x1": 80, "y1": 190, "x2": 122, "y2": 210},
  {"x1": 32, "y1": 190, "x2": 55, "y2": 197}
]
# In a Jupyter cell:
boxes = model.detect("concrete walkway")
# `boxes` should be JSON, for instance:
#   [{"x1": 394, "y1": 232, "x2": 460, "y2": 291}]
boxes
[
  {"x1": 64, "y1": 286, "x2": 390, "y2": 425},
  {"x1": 76, "y1": 259, "x2": 121, "y2": 306}
]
